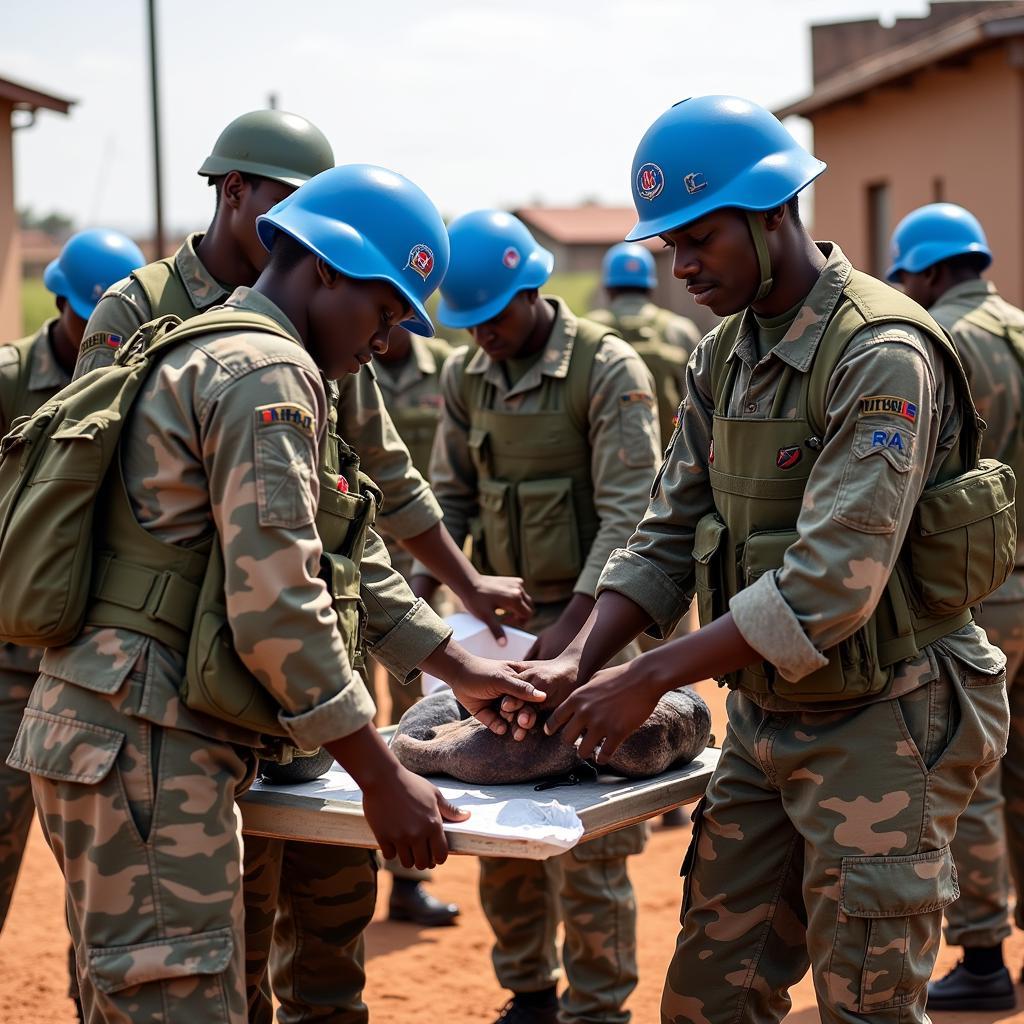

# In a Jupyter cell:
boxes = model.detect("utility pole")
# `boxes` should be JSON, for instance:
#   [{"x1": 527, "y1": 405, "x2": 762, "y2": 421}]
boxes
[{"x1": 146, "y1": 0, "x2": 165, "y2": 257}]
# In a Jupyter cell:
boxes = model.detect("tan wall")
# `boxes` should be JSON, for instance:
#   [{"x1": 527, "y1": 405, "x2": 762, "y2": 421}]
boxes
[
  {"x1": 0, "y1": 101, "x2": 19, "y2": 341},
  {"x1": 808, "y1": 43, "x2": 1024, "y2": 304}
]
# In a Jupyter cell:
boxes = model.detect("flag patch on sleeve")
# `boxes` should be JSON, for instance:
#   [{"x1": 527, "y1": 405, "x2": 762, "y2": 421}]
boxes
[
  {"x1": 858, "y1": 395, "x2": 917, "y2": 423},
  {"x1": 255, "y1": 403, "x2": 316, "y2": 435},
  {"x1": 80, "y1": 332, "x2": 123, "y2": 356}
]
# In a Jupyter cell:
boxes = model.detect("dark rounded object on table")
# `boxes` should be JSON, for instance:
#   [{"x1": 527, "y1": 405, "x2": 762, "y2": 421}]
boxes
[{"x1": 259, "y1": 747, "x2": 336, "y2": 785}]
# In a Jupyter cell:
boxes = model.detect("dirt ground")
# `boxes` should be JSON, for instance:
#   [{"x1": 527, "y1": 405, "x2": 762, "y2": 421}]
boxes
[{"x1": 1, "y1": 678, "x2": 1022, "y2": 1024}]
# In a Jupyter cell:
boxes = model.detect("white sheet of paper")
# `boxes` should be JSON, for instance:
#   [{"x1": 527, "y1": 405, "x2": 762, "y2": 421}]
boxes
[{"x1": 421, "y1": 612, "x2": 536, "y2": 696}]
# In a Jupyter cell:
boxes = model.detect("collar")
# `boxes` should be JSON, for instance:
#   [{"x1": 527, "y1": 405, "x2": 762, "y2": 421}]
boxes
[
  {"x1": 465, "y1": 296, "x2": 578, "y2": 397},
  {"x1": 376, "y1": 335, "x2": 440, "y2": 392},
  {"x1": 727, "y1": 241, "x2": 852, "y2": 373},
  {"x1": 935, "y1": 279, "x2": 998, "y2": 307},
  {"x1": 222, "y1": 287, "x2": 304, "y2": 345},
  {"x1": 174, "y1": 232, "x2": 231, "y2": 311},
  {"x1": 609, "y1": 293, "x2": 655, "y2": 317},
  {"x1": 28, "y1": 320, "x2": 72, "y2": 392}
]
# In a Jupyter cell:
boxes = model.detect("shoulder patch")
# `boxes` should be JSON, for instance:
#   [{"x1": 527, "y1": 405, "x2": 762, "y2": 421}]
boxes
[
  {"x1": 620, "y1": 390, "x2": 654, "y2": 408},
  {"x1": 858, "y1": 394, "x2": 917, "y2": 423},
  {"x1": 255, "y1": 403, "x2": 316, "y2": 436},
  {"x1": 80, "y1": 332, "x2": 123, "y2": 357}
]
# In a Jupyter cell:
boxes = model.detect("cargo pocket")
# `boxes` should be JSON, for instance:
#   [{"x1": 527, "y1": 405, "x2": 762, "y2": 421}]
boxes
[
  {"x1": 7, "y1": 708, "x2": 123, "y2": 784},
  {"x1": 907, "y1": 459, "x2": 1016, "y2": 616},
  {"x1": 88, "y1": 925, "x2": 234, "y2": 1004},
  {"x1": 518, "y1": 477, "x2": 581, "y2": 585},
  {"x1": 572, "y1": 822, "x2": 648, "y2": 861},
  {"x1": 692, "y1": 514, "x2": 728, "y2": 627},
  {"x1": 477, "y1": 478, "x2": 518, "y2": 577},
  {"x1": 834, "y1": 846, "x2": 958, "y2": 1012},
  {"x1": 315, "y1": 468, "x2": 364, "y2": 553}
]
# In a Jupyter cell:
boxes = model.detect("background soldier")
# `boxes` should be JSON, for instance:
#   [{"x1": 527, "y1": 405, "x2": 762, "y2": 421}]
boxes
[
  {"x1": 413, "y1": 210, "x2": 659, "y2": 1024},
  {"x1": 522, "y1": 95, "x2": 1010, "y2": 1024},
  {"x1": 889, "y1": 203, "x2": 1024, "y2": 1011},
  {"x1": 7, "y1": 164, "x2": 544, "y2": 1024},
  {"x1": 588, "y1": 241, "x2": 701, "y2": 446}
]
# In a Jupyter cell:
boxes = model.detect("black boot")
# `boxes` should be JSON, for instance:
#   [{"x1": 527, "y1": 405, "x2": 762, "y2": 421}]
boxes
[
  {"x1": 387, "y1": 879, "x2": 459, "y2": 927},
  {"x1": 927, "y1": 961, "x2": 1016, "y2": 1011},
  {"x1": 492, "y1": 988, "x2": 559, "y2": 1023}
]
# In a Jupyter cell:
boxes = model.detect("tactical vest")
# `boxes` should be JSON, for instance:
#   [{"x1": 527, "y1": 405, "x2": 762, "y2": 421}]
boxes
[
  {"x1": 459, "y1": 318, "x2": 607, "y2": 604},
  {"x1": 385, "y1": 338, "x2": 451, "y2": 479},
  {"x1": 940, "y1": 296, "x2": 1024, "y2": 539},
  {"x1": 589, "y1": 305, "x2": 687, "y2": 447},
  {"x1": 694, "y1": 269, "x2": 1015, "y2": 704},
  {"x1": 0, "y1": 326, "x2": 56, "y2": 428},
  {"x1": 132, "y1": 256, "x2": 201, "y2": 321}
]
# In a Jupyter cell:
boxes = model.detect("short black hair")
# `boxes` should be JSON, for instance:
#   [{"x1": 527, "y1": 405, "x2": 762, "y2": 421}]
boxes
[
  {"x1": 208, "y1": 171, "x2": 263, "y2": 211},
  {"x1": 940, "y1": 251, "x2": 989, "y2": 276},
  {"x1": 268, "y1": 230, "x2": 313, "y2": 273}
]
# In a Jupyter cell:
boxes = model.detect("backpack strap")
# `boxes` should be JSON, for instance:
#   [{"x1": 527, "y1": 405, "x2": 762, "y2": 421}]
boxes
[
  {"x1": 707, "y1": 313, "x2": 745, "y2": 413},
  {"x1": 566, "y1": 316, "x2": 610, "y2": 434}
]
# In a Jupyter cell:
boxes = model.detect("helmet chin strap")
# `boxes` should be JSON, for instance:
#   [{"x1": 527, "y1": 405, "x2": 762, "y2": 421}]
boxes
[{"x1": 745, "y1": 210, "x2": 774, "y2": 302}]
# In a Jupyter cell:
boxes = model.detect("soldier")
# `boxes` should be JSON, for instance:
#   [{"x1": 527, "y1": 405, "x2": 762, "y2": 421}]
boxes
[
  {"x1": 6, "y1": 164, "x2": 544, "y2": 1024},
  {"x1": 588, "y1": 241, "x2": 701, "y2": 446},
  {"x1": 76, "y1": 111, "x2": 532, "y2": 1015},
  {"x1": 412, "y1": 210, "x2": 659, "y2": 1024},
  {"x1": 0, "y1": 227, "x2": 144, "y2": 937},
  {"x1": 519, "y1": 96, "x2": 1011, "y2": 1024},
  {"x1": 371, "y1": 322, "x2": 462, "y2": 928},
  {"x1": 887, "y1": 203, "x2": 1024, "y2": 1011}
]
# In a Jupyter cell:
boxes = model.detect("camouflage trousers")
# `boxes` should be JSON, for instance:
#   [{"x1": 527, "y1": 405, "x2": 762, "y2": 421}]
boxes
[
  {"x1": 944, "y1": 590, "x2": 1024, "y2": 947},
  {"x1": 242, "y1": 835, "x2": 377, "y2": 1024},
  {"x1": 662, "y1": 644, "x2": 1008, "y2": 1024},
  {"x1": 480, "y1": 602, "x2": 645, "y2": 1024},
  {"x1": 0, "y1": 667, "x2": 36, "y2": 931},
  {"x1": 10, "y1": 678, "x2": 255, "y2": 1024}
]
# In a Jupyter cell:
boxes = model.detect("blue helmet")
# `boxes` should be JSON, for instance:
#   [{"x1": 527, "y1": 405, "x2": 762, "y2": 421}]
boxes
[
  {"x1": 886, "y1": 203, "x2": 992, "y2": 281},
  {"x1": 257, "y1": 164, "x2": 449, "y2": 337},
  {"x1": 437, "y1": 210, "x2": 554, "y2": 329},
  {"x1": 603, "y1": 242, "x2": 656, "y2": 290},
  {"x1": 43, "y1": 229, "x2": 146, "y2": 321},
  {"x1": 626, "y1": 95, "x2": 826, "y2": 241}
]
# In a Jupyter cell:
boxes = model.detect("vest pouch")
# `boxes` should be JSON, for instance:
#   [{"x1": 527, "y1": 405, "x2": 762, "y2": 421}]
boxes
[
  {"x1": 692, "y1": 513, "x2": 728, "y2": 627},
  {"x1": 315, "y1": 470, "x2": 365, "y2": 553},
  {"x1": 737, "y1": 530, "x2": 889, "y2": 703},
  {"x1": 320, "y1": 551, "x2": 364, "y2": 669},
  {"x1": 906, "y1": 459, "x2": 1016, "y2": 617},
  {"x1": 517, "y1": 477, "x2": 582, "y2": 585},
  {"x1": 0, "y1": 414, "x2": 106, "y2": 646},
  {"x1": 183, "y1": 546, "x2": 288, "y2": 738},
  {"x1": 477, "y1": 478, "x2": 518, "y2": 578}
]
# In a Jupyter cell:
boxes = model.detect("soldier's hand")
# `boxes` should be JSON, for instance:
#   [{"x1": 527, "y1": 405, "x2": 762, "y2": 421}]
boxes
[
  {"x1": 459, "y1": 573, "x2": 534, "y2": 642},
  {"x1": 523, "y1": 593, "x2": 594, "y2": 661},
  {"x1": 448, "y1": 654, "x2": 547, "y2": 737},
  {"x1": 362, "y1": 767, "x2": 468, "y2": 870},
  {"x1": 544, "y1": 662, "x2": 661, "y2": 763}
]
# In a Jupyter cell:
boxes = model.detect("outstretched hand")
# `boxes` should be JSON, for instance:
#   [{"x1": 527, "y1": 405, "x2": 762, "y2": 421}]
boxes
[{"x1": 543, "y1": 661, "x2": 661, "y2": 763}]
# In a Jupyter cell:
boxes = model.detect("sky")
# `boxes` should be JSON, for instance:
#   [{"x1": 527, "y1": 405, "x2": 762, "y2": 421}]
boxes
[{"x1": 5, "y1": 0, "x2": 932, "y2": 236}]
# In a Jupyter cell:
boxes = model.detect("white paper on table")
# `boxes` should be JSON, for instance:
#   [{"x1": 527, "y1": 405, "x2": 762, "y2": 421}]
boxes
[
  {"x1": 263, "y1": 765, "x2": 585, "y2": 852},
  {"x1": 420, "y1": 612, "x2": 536, "y2": 696}
]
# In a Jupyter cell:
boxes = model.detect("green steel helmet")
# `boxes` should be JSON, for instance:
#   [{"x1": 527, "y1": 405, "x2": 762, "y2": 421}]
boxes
[{"x1": 197, "y1": 110, "x2": 334, "y2": 188}]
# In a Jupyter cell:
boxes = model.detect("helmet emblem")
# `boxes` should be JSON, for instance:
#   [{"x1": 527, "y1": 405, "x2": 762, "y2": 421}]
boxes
[
  {"x1": 684, "y1": 172, "x2": 708, "y2": 195},
  {"x1": 636, "y1": 162, "x2": 665, "y2": 201},
  {"x1": 406, "y1": 244, "x2": 435, "y2": 280},
  {"x1": 502, "y1": 246, "x2": 521, "y2": 270},
  {"x1": 625, "y1": 258, "x2": 641, "y2": 272}
]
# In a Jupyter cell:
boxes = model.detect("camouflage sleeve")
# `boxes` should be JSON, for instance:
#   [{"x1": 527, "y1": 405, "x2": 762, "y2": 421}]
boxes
[
  {"x1": 203, "y1": 358, "x2": 375, "y2": 748},
  {"x1": 73, "y1": 278, "x2": 150, "y2": 380},
  {"x1": 421, "y1": 348, "x2": 479, "y2": 555},
  {"x1": 359, "y1": 527, "x2": 452, "y2": 681},
  {"x1": 597, "y1": 330, "x2": 718, "y2": 635},
  {"x1": 336, "y1": 367, "x2": 442, "y2": 540},
  {"x1": 730, "y1": 325, "x2": 950, "y2": 682},
  {"x1": 577, "y1": 338, "x2": 660, "y2": 597}
]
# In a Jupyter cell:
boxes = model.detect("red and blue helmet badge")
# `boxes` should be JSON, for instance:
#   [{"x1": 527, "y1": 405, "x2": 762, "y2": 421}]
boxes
[
  {"x1": 502, "y1": 246, "x2": 521, "y2": 270},
  {"x1": 684, "y1": 172, "x2": 708, "y2": 195},
  {"x1": 636, "y1": 162, "x2": 665, "y2": 202},
  {"x1": 626, "y1": 257, "x2": 641, "y2": 273},
  {"x1": 407, "y1": 243, "x2": 435, "y2": 281}
]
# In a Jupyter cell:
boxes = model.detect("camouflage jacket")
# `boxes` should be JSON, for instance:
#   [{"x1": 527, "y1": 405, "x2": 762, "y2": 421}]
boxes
[
  {"x1": 423, "y1": 297, "x2": 660, "y2": 599},
  {"x1": 38, "y1": 288, "x2": 449, "y2": 749},
  {"x1": 599, "y1": 243, "x2": 1003, "y2": 709},
  {"x1": 77, "y1": 233, "x2": 444, "y2": 578}
]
